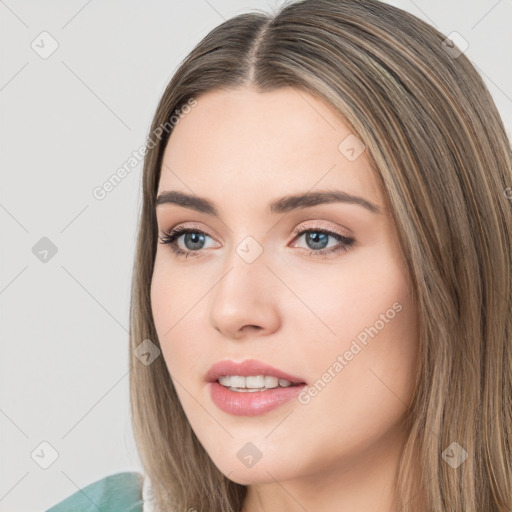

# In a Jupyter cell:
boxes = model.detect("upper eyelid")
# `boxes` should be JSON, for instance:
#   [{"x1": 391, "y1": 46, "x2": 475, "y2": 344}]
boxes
[{"x1": 160, "y1": 223, "x2": 348, "y2": 239}]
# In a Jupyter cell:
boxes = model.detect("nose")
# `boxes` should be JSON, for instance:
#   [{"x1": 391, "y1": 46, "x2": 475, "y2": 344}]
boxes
[{"x1": 209, "y1": 247, "x2": 281, "y2": 340}]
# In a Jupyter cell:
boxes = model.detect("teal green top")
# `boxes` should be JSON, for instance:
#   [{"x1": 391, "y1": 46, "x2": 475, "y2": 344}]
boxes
[{"x1": 45, "y1": 472, "x2": 144, "y2": 512}]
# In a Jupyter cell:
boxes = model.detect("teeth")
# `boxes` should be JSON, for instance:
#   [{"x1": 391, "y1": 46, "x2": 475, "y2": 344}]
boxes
[
  {"x1": 230, "y1": 375, "x2": 246, "y2": 388},
  {"x1": 246, "y1": 375, "x2": 266, "y2": 388},
  {"x1": 217, "y1": 375, "x2": 296, "y2": 390}
]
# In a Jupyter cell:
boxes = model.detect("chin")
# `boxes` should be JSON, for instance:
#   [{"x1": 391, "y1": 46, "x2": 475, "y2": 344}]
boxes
[{"x1": 220, "y1": 464, "x2": 288, "y2": 486}]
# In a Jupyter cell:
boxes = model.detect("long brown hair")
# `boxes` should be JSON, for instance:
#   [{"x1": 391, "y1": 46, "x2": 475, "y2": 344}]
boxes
[{"x1": 129, "y1": 1, "x2": 512, "y2": 510}]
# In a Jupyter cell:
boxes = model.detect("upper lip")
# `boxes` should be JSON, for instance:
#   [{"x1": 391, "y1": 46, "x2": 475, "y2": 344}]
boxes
[{"x1": 205, "y1": 358, "x2": 306, "y2": 384}]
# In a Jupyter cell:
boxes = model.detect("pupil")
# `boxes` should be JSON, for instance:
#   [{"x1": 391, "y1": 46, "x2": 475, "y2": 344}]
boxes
[
  {"x1": 307, "y1": 232, "x2": 328, "y2": 250},
  {"x1": 185, "y1": 232, "x2": 205, "y2": 250}
]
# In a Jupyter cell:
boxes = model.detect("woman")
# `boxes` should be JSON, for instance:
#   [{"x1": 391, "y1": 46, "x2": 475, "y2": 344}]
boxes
[{"x1": 46, "y1": 0, "x2": 512, "y2": 510}]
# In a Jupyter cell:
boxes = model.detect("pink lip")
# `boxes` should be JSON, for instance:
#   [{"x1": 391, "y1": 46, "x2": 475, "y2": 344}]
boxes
[
  {"x1": 205, "y1": 359, "x2": 307, "y2": 416},
  {"x1": 209, "y1": 382, "x2": 306, "y2": 416},
  {"x1": 205, "y1": 358, "x2": 306, "y2": 384}
]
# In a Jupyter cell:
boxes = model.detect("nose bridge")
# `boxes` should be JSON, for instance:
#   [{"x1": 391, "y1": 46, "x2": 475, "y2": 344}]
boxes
[
  {"x1": 209, "y1": 233, "x2": 281, "y2": 336},
  {"x1": 216, "y1": 233, "x2": 272, "y2": 304}
]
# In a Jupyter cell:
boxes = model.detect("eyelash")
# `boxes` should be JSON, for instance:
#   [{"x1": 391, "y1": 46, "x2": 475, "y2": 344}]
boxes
[{"x1": 158, "y1": 223, "x2": 355, "y2": 259}]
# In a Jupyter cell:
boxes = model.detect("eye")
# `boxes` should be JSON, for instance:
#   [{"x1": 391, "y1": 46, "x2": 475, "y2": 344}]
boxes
[
  {"x1": 158, "y1": 225, "x2": 217, "y2": 258},
  {"x1": 158, "y1": 223, "x2": 356, "y2": 258},
  {"x1": 290, "y1": 224, "x2": 355, "y2": 257}
]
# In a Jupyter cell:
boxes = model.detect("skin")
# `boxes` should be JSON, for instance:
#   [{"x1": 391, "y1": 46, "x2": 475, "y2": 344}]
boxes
[{"x1": 151, "y1": 85, "x2": 419, "y2": 512}]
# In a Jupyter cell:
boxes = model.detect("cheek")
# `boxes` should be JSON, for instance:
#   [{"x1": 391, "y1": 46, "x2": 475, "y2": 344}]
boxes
[
  {"x1": 150, "y1": 252, "x2": 203, "y2": 335},
  {"x1": 150, "y1": 259, "x2": 203, "y2": 377},
  {"x1": 281, "y1": 247, "x2": 412, "y2": 350},
  {"x1": 289, "y1": 247, "x2": 418, "y2": 414}
]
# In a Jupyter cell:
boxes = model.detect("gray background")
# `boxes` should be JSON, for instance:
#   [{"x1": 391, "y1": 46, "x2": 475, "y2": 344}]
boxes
[{"x1": 1, "y1": 1, "x2": 510, "y2": 511}]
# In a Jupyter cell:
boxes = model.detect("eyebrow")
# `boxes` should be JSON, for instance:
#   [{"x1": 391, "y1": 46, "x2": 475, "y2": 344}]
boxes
[{"x1": 155, "y1": 189, "x2": 382, "y2": 215}]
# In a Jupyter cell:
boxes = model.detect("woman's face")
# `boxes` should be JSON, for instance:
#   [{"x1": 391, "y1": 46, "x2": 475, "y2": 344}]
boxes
[{"x1": 151, "y1": 86, "x2": 419, "y2": 489}]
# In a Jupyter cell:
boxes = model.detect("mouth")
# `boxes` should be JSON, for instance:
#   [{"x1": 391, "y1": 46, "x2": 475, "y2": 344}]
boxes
[{"x1": 205, "y1": 358, "x2": 307, "y2": 416}]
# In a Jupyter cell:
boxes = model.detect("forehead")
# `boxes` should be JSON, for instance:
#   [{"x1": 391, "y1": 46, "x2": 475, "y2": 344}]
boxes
[{"x1": 159, "y1": 86, "x2": 382, "y2": 209}]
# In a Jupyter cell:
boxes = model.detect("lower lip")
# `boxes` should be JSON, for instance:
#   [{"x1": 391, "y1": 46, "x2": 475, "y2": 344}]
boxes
[{"x1": 209, "y1": 381, "x2": 306, "y2": 416}]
